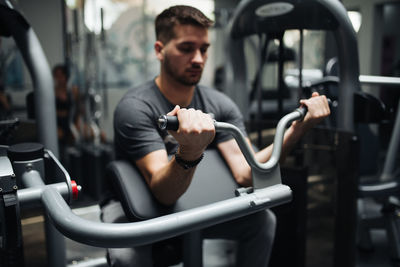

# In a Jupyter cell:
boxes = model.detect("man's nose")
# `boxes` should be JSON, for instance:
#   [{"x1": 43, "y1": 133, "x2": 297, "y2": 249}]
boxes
[{"x1": 192, "y1": 50, "x2": 205, "y2": 64}]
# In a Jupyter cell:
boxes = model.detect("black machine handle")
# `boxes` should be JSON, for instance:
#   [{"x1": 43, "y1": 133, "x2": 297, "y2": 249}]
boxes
[
  {"x1": 158, "y1": 115, "x2": 180, "y2": 131},
  {"x1": 158, "y1": 113, "x2": 216, "y2": 131}
]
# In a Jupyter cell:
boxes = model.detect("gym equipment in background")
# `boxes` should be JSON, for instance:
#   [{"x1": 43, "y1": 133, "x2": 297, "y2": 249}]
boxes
[{"x1": 223, "y1": 1, "x2": 361, "y2": 266}]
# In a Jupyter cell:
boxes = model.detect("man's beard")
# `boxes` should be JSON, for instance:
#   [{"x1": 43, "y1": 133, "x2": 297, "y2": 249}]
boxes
[{"x1": 164, "y1": 54, "x2": 203, "y2": 86}]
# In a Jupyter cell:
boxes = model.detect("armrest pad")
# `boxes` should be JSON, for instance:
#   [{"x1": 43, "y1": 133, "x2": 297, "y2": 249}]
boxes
[
  {"x1": 106, "y1": 149, "x2": 239, "y2": 221},
  {"x1": 106, "y1": 160, "x2": 171, "y2": 221}
]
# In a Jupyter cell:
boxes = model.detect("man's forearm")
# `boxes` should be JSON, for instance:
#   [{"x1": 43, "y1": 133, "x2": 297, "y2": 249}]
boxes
[
  {"x1": 255, "y1": 124, "x2": 305, "y2": 164},
  {"x1": 149, "y1": 158, "x2": 196, "y2": 206}
]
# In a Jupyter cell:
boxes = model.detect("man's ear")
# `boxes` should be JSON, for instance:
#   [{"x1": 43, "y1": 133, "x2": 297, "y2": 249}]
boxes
[{"x1": 154, "y1": 41, "x2": 164, "y2": 60}]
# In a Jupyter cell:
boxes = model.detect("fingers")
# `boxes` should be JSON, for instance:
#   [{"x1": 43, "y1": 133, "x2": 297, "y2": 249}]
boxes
[
  {"x1": 300, "y1": 95, "x2": 329, "y2": 111},
  {"x1": 177, "y1": 108, "x2": 215, "y2": 135},
  {"x1": 311, "y1": 92, "x2": 320, "y2": 97},
  {"x1": 299, "y1": 92, "x2": 321, "y2": 106},
  {"x1": 299, "y1": 94, "x2": 331, "y2": 122},
  {"x1": 167, "y1": 105, "x2": 180, "y2": 116},
  {"x1": 169, "y1": 108, "x2": 215, "y2": 160}
]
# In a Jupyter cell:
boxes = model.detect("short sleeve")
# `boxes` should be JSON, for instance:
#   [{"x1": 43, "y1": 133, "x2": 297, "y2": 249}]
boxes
[{"x1": 114, "y1": 97, "x2": 165, "y2": 161}]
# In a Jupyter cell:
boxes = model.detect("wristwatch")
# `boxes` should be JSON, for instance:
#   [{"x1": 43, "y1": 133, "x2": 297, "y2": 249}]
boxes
[{"x1": 175, "y1": 153, "x2": 204, "y2": 169}]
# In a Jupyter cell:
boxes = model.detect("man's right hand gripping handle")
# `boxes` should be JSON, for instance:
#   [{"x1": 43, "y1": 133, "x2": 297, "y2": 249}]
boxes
[{"x1": 163, "y1": 106, "x2": 215, "y2": 161}]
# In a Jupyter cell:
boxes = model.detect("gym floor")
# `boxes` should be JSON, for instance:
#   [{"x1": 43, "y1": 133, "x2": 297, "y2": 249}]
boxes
[{"x1": 20, "y1": 181, "x2": 397, "y2": 267}]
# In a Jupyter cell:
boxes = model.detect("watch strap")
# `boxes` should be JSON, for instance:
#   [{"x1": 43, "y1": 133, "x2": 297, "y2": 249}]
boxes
[{"x1": 175, "y1": 153, "x2": 204, "y2": 169}]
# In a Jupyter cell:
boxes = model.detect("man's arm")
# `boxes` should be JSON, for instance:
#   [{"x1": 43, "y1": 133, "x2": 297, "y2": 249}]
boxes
[
  {"x1": 218, "y1": 92, "x2": 330, "y2": 186},
  {"x1": 136, "y1": 105, "x2": 215, "y2": 205},
  {"x1": 136, "y1": 149, "x2": 197, "y2": 205}
]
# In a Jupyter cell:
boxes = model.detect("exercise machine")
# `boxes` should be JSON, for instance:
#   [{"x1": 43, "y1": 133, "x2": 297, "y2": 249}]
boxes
[
  {"x1": 0, "y1": 102, "x2": 319, "y2": 266},
  {"x1": 0, "y1": 1, "x2": 295, "y2": 266}
]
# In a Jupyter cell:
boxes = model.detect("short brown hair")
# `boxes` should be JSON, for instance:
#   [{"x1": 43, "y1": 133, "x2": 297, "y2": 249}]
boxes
[
  {"x1": 52, "y1": 64, "x2": 69, "y2": 79},
  {"x1": 155, "y1": 5, "x2": 213, "y2": 44}
]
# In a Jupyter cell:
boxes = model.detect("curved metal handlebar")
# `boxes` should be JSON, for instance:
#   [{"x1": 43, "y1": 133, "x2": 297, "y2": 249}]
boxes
[
  {"x1": 158, "y1": 106, "x2": 307, "y2": 188},
  {"x1": 217, "y1": 107, "x2": 307, "y2": 172}
]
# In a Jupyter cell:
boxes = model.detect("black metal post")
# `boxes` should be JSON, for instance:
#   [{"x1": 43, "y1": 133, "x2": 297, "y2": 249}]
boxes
[
  {"x1": 278, "y1": 34, "x2": 284, "y2": 117},
  {"x1": 333, "y1": 131, "x2": 359, "y2": 267}
]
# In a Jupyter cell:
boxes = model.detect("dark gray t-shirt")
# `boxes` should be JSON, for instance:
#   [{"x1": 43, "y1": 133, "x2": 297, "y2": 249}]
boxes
[{"x1": 114, "y1": 80, "x2": 247, "y2": 161}]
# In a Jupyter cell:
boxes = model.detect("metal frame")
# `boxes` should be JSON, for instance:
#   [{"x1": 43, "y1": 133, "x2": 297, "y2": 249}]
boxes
[
  {"x1": 0, "y1": 1, "x2": 64, "y2": 266},
  {"x1": 224, "y1": 0, "x2": 361, "y2": 133},
  {"x1": 40, "y1": 110, "x2": 300, "y2": 247},
  {"x1": 0, "y1": 117, "x2": 295, "y2": 254},
  {"x1": 0, "y1": 0, "x2": 58, "y2": 155},
  {"x1": 3, "y1": 107, "x2": 304, "y2": 267}
]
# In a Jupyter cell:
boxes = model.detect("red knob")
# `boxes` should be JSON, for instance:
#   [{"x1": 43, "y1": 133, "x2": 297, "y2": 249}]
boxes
[{"x1": 71, "y1": 180, "x2": 79, "y2": 200}]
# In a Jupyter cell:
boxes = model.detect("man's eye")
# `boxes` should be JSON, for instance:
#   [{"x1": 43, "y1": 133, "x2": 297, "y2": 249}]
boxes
[
  {"x1": 179, "y1": 46, "x2": 194, "y2": 53},
  {"x1": 200, "y1": 47, "x2": 209, "y2": 54}
]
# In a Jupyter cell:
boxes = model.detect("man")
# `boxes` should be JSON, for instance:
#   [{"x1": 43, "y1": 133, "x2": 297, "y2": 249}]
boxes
[{"x1": 103, "y1": 5, "x2": 330, "y2": 267}]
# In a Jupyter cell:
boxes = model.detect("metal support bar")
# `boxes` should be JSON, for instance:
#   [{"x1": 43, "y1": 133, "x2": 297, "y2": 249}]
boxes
[
  {"x1": 255, "y1": 34, "x2": 269, "y2": 148},
  {"x1": 41, "y1": 184, "x2": 292, "y2": 248},
  {"x1": 298, "y1": 29, "x2": 303, "y2": 100},
  {"x1": 359, "y1": 75, "x2": 400, "y2": 86},
  {"x1": 380, "y1": 99, "x2": 400, "y2": 182},
  {"x1": 18, "y1": 182, "x2": 69, "y2": 208},
  {"x1": 21, "y1": 170, "x2": 45, "y2": 188},
  {"x1": 183, "y1": 231, "x2": 203, "y2": 267},
  {"x1": 302, "y1": 75, "x2": 400, "y2": 88},
  {"x1": 334, "y1": 131, "x2": 359, "y2": 267},
  {"x1": 277, "y1": 34, "x2": 284, "y2": 117}
]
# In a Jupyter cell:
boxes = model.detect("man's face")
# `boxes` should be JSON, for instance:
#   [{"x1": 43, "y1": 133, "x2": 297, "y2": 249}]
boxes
[
  {"x1": 159, "y1": 24, "x2": 210, "y2": 86},
  {"x1": 53, "y1": 69, "x2": 67, "y2": 88}
]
